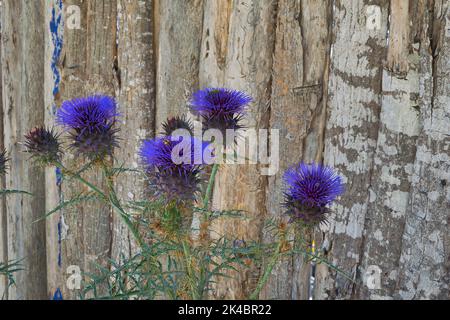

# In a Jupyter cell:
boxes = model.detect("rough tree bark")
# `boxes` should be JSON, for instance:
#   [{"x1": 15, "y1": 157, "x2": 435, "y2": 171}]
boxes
[{"x1": 1, "y1": 0, "x2": 47, "y2": 299}]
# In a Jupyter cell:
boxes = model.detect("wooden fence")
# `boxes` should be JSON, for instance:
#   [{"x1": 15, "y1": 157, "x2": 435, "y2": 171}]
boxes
[{"x1": 0, "y1": 0, "x2": 448, "y2": 299}]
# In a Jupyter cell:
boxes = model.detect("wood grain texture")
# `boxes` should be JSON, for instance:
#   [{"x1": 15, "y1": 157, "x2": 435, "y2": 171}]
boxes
[
  {"x1": 0, "y1": 2, "x2": 7, "y2": 298},
  {"x1": 207, "y1": 0, "x2": 277, "y2": 299},
  {"x1": 315, "y1": 0, "x2": 389, "y2": 300},
  {"x1": 57, "y1": 0, "x2": 117, "y2": 299},
  {"x1": 0, "y1": 0, "x2": 449, "y2": 300},
  {"x1": 356, "y1": 0, "x2": 421, "y2": 299},
  {"x1": 44, "y1": 0, "x2": 64, "y2": 299},
  {"x1": 155, "y1": 0, "x2": 204, "y2": 131},
  {"x1": 262, "y1": 0, "x2": 331, "y2": 300},
  {"x1": 1, "y1": 0, "x2": 47, "y2": 299},
  {"x1": 112, "y1": 0, "x2": 156, "y2": 265},
  {"x1": 396, "y1": 0, "x2": 449, "y2": 299}
]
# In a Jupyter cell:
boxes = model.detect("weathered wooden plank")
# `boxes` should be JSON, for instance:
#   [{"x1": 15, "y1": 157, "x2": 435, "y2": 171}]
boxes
[
  {"x1": 57, "y1": 0, "x2": 117, "y2": 299},
  {"x1": 206, "y1": 0, "x2": 277, "y2": 299},
  {"x1": 0, "y1": 2, "x2": 7, "y2": 298},
  {"x1": 44, "y1": 0, "x2": 64, "y2": 300},
  {"x1": 155, "y1": 0, "x2": 204, "y2": 131},
  {"x1": 112, "y1": 0, "x2": 156, "y2": 263},
  {"x1": 262, "y1": 0, "x2": 331, "y2": 300},
  {"x1": 356, "y1": 0, "x2": 422, "y2": 299},
  {"x1": 314, "y1": 0, "x2": 389, "y2": 300},
  {"x1": 1, "y1": 0, "x2": 47, "y2": 299},
  {"x1": 199, "y1": 0, "x2": 230, "y2": 87},
  {"x1": 396, "y1": 0, "x2": 449, "y2": 299}
]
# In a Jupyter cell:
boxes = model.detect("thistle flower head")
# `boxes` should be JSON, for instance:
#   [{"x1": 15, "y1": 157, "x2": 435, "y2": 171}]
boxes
[
  {"x1": 0, "y1": 149, "x2": 9, "y2": 175},
  {"x1": 161, "y1": 115, "x2": 193, "y2": 136},
  {"x1": 140, "y1": 136, "x2": 213, "y2": 204},
  {"x1": 283, "y1": 162, "x2": 344, "y2": 226},
  {"x1": 56, "y1": 95, "x2": 119, "y2": 159},
  {"x1": 189, "y1": 88, "x2": 252, "y2": 138},
  {"x1": 24, "y1": 127, "x2": 62, "y2": 165}
]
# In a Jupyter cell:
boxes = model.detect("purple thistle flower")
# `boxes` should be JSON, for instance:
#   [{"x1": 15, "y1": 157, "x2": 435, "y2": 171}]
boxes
[
  {"x1": 56, "y1": 95, "x2": 119, "y2": 159},
  {"x1": 24, "y1": 127, "x2": 62, "y2": 165},
  {"x1": 161, "y1": 115, "x2": 193, "y2": 136},
  {"x1": 140, "y1": 136, "x2": 213, "y2": 204},
  {"x1": 189, "y1": 88, "x2": 252, "y2": 139},
  {"x1": 283, "y1": 162, "x2": 344, "y2": 226},
  {"x1": 0, "y1": 149, "x2": 9, "y2": 175}
]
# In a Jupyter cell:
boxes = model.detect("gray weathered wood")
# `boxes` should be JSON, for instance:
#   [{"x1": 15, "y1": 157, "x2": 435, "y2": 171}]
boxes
[
  {"x1": 1, "y1": 0, "x2": 47, "y2": 299},
  {"x1": 315, "y1": 0, "x2": 389, "y2": 300},
  {"x1": 155, "y1": 0, "x2": 204, "y2": 131},
  {"x1": 56, "y1": 0, "x2": 117, "y2": 299},
  {"x1": 0, "y1": 2, "x2": 7, "y2": 298},
  {"x1": 396, "y1": 0, "x2": 449, "y2": 299},
  {"x1": 113, "y1": 0, "x2": 156, "y2": 263},
  {"x1": 356, "y1": 0, "x2": 421, "y2": 299}
]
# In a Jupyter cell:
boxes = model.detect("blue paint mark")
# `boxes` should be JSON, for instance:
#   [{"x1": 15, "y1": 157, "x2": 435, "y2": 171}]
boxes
[
  {"x1": 56, "y1": 166, "x2": 63, "y2": 186},
  {"x1": 50, "y1": 0, "x2": 65, "y2": 276},
  {"x1": 52, "y1": 288, "x2": 64, "y2": 300},
  {"x1": 49, "y1": 0, "x2": 63, "y2": 97}
]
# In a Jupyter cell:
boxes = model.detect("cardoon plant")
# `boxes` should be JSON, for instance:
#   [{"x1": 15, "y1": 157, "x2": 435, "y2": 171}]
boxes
[
  {"x1": 283, "y1": 162, "x2": 344, "y2": 226},
  {"x1": 189, "y1": 88, "x2": 252, "y2": 140},
  {"x1": 0, "y1": 149, "x2": 31, "y2": 197},
  {"x1": 140, "y1": 136, "x2": 211, "y2": 205},
  {"x1": 24, "y1": 127, "x2": 62, "y2": 166},
  {"x1": 161, "y1": 115, "x2": 194, "y2": 136},
  {"x1": 250, "y1": 162, "x2": 345, "y2": 299},
  {"x1": 56, "y1": 95, "x2": 119, "y2": 160},
  {"x1": 29, "y1": 91, "x2": 350, "y2": 301}
]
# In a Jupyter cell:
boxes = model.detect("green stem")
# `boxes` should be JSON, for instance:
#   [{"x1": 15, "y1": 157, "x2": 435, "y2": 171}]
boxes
[
  {"x1": 181, "y1": 240, "x2": 201, "y2": 300},
  {"x1": 101, "y1": 164, "x2": 146, "y2": 248},
  {"x1": 56, "y1": 161, "x2": 145, "y2": 248},
  {"x1": 56, "y1": 161, "x2": 106, "y2": 200},
  {"x1": 202, "y1": 163, "x2": 219, "y2": 213},
  {"x1": 249, "y1": 238, "x2": 284, "y2": 300}
]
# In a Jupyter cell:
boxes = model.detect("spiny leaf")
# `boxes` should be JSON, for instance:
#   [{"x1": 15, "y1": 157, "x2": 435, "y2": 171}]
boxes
[
  {"x1": 34, "y1": 192, "x2": 97, "y2": 222},
  {"x1": 0, "y1": 189, "x2": 32, "y2": 196}
]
